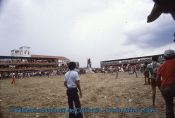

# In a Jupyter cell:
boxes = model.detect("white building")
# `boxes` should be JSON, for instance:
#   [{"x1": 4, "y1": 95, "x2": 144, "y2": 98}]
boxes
[
  {"x1": 11, "y1": 49, "x2": 20, "y2": 57},
  {"x1": 11, "y1": 46, "x2": 31, "y2": 57}
]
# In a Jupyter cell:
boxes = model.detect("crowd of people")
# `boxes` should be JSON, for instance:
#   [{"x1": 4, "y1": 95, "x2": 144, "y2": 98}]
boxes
[
  {"x1": 1, "y1": 49, "x2": 175, "y2": 118},
  {"x1": 64, "y1": 49, "x2": 175, "y2": 118}
]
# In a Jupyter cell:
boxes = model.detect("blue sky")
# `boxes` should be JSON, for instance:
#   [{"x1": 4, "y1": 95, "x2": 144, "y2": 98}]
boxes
[{"x1": 0, "y1": 0, "x2": 175, "y2": 67}]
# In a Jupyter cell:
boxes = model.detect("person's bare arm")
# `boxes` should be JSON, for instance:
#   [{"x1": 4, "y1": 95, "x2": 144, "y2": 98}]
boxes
[
  {"x1": 156, "y1": 65, "x2": 162, "y2": 89},
  {"x1": 76, "y1": 80, "x2": 82, "y2": 98},
  {"x1": 156, "y1": 75, "x2": 161, "y2": 89}
]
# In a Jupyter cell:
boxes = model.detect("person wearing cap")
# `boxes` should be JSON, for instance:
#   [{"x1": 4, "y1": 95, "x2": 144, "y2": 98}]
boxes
[
  {"x1": 64, "y1": 62, "x2": 83, "y2": 118},
  {"x1": 157, "y1": 49, "x2": 175, "y2": 118}
]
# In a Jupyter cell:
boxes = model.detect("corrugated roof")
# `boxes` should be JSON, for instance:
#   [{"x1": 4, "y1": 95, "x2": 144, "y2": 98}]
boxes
[
  {"x1": 19, "y1": 46, "x2": 30, "y2": 49},
  {"x1": 11, "y1": 49, "x2": 18, "y2": 51},
  {"x1": 31, "y1": 54, "x2": 70, "y2": 60},
  {"x1": 101, "y1": 54, "x2": 163, "y2": 62}
]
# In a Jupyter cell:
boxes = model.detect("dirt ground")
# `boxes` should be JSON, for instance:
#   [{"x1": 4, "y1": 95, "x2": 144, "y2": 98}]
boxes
[{"x1": 0, "y1": 72, "x2": 168, "y2": 118}]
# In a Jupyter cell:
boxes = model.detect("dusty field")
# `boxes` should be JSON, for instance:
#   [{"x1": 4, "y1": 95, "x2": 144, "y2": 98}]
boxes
[{"x1": 0, "y1": 72, "x2": 167, "y2": 118}]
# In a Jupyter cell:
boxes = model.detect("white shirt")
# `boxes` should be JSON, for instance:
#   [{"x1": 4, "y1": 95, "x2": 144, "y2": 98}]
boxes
[{"x1": 64, "y1": 70, "x2": 80, "y2": 88}]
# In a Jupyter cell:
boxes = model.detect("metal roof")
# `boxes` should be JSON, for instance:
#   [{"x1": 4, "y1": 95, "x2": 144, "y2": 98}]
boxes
[{"x1": 101, "y1": 54, "x2": 163, "y2": 63}]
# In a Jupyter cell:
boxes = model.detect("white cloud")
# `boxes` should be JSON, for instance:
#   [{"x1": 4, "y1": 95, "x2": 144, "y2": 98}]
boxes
[{"x1": 0, "y1": 0, "x2": 174, "y2": 67}]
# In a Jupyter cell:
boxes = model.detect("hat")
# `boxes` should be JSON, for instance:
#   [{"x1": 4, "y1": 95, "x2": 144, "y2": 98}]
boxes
[{"x1": 164, "y1": 49, "x2": 175, "y2": 58}]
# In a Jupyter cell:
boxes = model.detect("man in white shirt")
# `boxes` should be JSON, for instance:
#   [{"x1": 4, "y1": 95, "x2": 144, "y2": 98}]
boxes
[{"x1": 64, "y1": 62, "x2": 83, "y2": 118}]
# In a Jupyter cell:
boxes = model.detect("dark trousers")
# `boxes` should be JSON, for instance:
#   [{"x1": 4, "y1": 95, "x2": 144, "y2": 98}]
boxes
[
  {"x1": 67, "y1": 88, "x2": 83, "y2": 118},
  {"x1": 160, "y1": 85, "x2": 175, "y2": 118}
]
